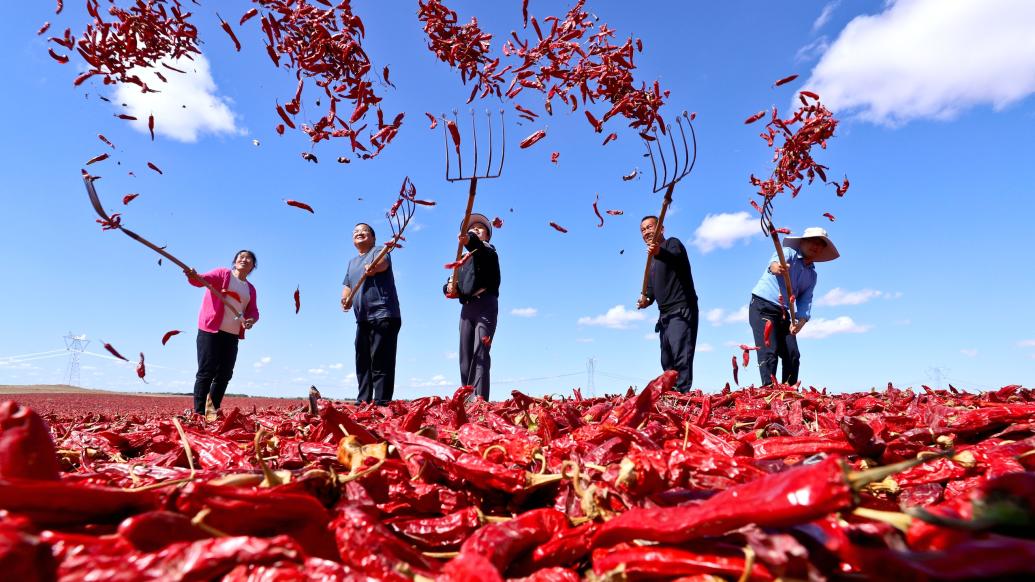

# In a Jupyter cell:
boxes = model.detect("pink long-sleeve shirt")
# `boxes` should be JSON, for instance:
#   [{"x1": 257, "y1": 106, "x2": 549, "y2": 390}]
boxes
[{"x1": 189, "y1": 267, "x2": 260, "y2": 339}]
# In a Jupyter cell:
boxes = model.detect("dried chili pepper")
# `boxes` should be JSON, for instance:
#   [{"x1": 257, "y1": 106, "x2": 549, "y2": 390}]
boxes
[
  {"x1": 102, "y1": 342, "x2": 130, "y2": 361},
  {"x1": 774, "y1": 74, "x2": 799, "y2": 87},
  {"x1": 548, "y1": 221, "x2": 568, "y2": 233},
  {"x1": 161, "y1": 330, "x2": 180, "y2": 345},
  {"x1": 294, "y1": 286, "x2": 301, "y2": 314},
  {"x1": 520, "y1": 128, "x2": 547, "y2": 149},
  {"x1": 0, "y1": 401, "x2": 62, "y2": 481},
  {"x1": 122, "y1": 193, "x2": 139, "y2": 205},
  {"x1": 285, "y1": 199, "x2": 315, "y2": 214},
  {"x1": 146, "y1": 162, "x2": 163, "y2": 175}
]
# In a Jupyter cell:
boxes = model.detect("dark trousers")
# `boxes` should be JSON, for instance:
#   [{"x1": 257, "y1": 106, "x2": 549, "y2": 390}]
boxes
[
  {"x1": 194, "y1": 330, "x2": 239, "y2": 413},
  {"x1": 459, "y1": 295, "x2": 498, "y2": 400},
  {"x1": 657, "y1": 306, "x2": 699, "y2": 393},
  {"x1": 355, "y1": 317, "x2": 401, "y2": 405},
  {"x1": 749, "y1": 295, "x2": 800, "y2": 386}
]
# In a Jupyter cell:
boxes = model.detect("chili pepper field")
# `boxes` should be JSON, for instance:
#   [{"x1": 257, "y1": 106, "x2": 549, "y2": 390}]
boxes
[{"x1": 4, "y1": 374, "x2": 1035, "y2": 581}]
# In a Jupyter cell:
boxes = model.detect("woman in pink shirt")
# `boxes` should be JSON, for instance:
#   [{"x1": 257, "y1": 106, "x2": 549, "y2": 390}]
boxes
[{"x1": 185, "y1": 250, "x2": 260, "y2": 415}]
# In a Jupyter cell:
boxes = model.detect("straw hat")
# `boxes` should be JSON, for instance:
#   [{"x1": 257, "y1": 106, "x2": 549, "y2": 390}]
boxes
[
  {"x1": 464, "y1": 213, "x2": 492, "y2": 239},
  {"x1": 784, "y1": 227, "x2": 839, "y2": 262}
]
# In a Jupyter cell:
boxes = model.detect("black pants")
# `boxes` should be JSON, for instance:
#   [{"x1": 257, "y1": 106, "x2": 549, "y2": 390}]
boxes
[
  {"x1": 749, "y1": 295, "x2": 800, "y2": 386},
  {"x1": 459, "y1": 295, "x2": 498, "y2": 401},
  {"x1": 194, "y1": 330, "x2": 239, "y2": 414},
  {"x1": 355, "y1": 317, "x2": 401, "y2": 405},
  {"x1": 657, "y1": 306, "x2": 699, "y2": 393}
]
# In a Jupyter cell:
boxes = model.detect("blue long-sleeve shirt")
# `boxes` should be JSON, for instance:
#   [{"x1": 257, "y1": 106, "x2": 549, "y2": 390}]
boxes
[{"x1": 750, "y1": 247, "x2": 816, "y2": 320}]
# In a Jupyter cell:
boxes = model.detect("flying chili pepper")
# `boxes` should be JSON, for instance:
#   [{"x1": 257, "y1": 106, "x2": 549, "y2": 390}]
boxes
[
  {"x1": 520, "y1": 128, "x2": 547, "y2": 149},
  {"x1": 383, "y1": 65, "x2": 394, "y2": 88},
  {"x1": 446, "y1": 119, "x2": 461, "y2": 155},
  {"x1": 481, "y1": 336, "x2": 492, "y2": 347},
  {"x1": 337, "y1": 157, "x2": 350, "y2": 164},
  {"x1": 773, "y1": 227, "x2": 792, "y2": 235},
  {"x1": 222, "y1": 290, "x2": 242, "y2": 303},
  {"x1": 98, "y1": 134, "x2": 115, "y2": 149},
  {"x1": 146, "y1": 162, "x2": 163, "y2": 175},
  {"x1": 548, "y1": 222, "x2": 568, "y2": 233},
  {"x1": 764, "y1": 319, "x2": 773, "y2": 347},
  {"x1": 774, "y1": 74, "x2": 799, "y2": 87},
  {"x1": 750, "y1": 200, "x2": 764, "y2": 214},
  {"x1": 622, "y1": 169, "x2": 639, "y2": 181},
  {"x1": 85, "y1": 153, "x2": 109, "y2": 166},
  {"x1": 515, "y1": 104, "x2": 539, "y2": 119},
  {"x1": 240, "y1": 8, "x2": 258, "y2": 25},
  {"x1": 731, "y1": 356, "x2": 739, "y2": 385},
  {"x1": 300, "y1": 152, "x2": 319, "y2": 163},
  {"x1": 135, "y1": 353, "x2": 147, "y2": 383},
  {"x1": 425, "y1": 113, "x2": 438, "y2": 129},
  {"x1": 275, "y1": 104, "x2": 295, "y2": 129},
  {"x1": 522, "y1": 0, "x2": 529, "y2": 27},
  {"x1": 122, "y1": 193, "x2": 139, "y2": 205},
  {"x1": 285, "y1": 200, "x2": 315, "y2": 214},
  {"x1": 740, "y1": 345, "x2": 759, "y2": 367},
  {"x1": 48, "y1": 48, "x2": 69, "y2": 63},
  {"x1": 800, "y1": 90, "x2": 820, "y2": 100},
  {"x1": 602, "y1": 132, "x2": 617, "y2": 146},
  {"x1": 585, "y1": 111, "x2": 603, "y2": 133},
  {"x1": 492, "y1": 217, "x2": 503, "y2": 228},
  {"x1": 605, "y1": 209, "x2": 623, "y2": 216},
  {"x1": 103, "y1": 342, "x2": 129, "y2": 362},
  {"x1": 117, "y1": 114, "x2": 138, "y2": 121},
  {"x1": 411, "y1": 199, "x2": 436, "y2": 206},
  {"x1": 550, "y1": 151, "x2": 559, "y2": 164},
  {"x1": 37, "y1": 22, "x2": 51, "y2": 35},
  {"x1": 161, "y1": 330, "x2": 181, "y2": 345},
  {"x1": 445, "y1": 253, "x2": 474, "y2": 269},
  {"x1": 745, "y1": 111, "x2": 766, "y2": 124},
  {"x1": 148, "y1": 115, "x2": 155, "y2": 141},
  {"x1": 592, "y1": 194, "x2": 604, "y2": 228},
  {"x1": 836, "y1": 177, "x2": 850, "y2": 197},
  {"x1": 217, "y1": 14, "x2": 241, "y2": 52},
  {"x1": 823, "y1": 212, "x2": 836, "y2": 222},
  {"x1": 55, "y1": 0, "x2": 62, "y2": 14},
  {"x1": 276, "y1": 124, "x2": 285, "y2": 135},
  {"x1": 294, "y1": 286, "x2": 301, "y2": 314}
]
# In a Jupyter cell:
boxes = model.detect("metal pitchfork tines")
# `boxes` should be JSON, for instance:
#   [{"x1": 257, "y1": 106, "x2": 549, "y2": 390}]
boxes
[
  {"x1": 82, "y1": 173, "x2": 244, "y2": 320},
  {"x1": 342, "y1": 177, "x2": 419, "y2": 307},
  {"x1": 759, "y1": 195, "x2": 798, "y2": 324},
  {"x1": 640, "y1": 111, "x2": 698, "y2": 297},
  {"x1": 442, "y1": 108, "x2": 506, "y2": 297}
]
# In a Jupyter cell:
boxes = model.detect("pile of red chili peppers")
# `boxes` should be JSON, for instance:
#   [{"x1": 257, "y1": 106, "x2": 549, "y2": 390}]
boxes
[{"x1": 3, "y1": 374, "x2": 1035, "y2": 580}]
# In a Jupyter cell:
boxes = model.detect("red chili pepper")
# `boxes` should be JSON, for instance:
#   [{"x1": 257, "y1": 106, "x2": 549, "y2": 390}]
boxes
[
  {"x1": 240, "y1": 8, "x2": 258, "y2": 25},
  {"x1": 520, "y1": 128, "x2": 547, "y2": 149},
  {"x1": 745, "y1": 111, "x2": 766, "y2": 124},
  {"x1": 0, "y1": 401, "x2": 62, "y2": 481},
  {"x1": 445, "y1": 253, "x2": 474, "y2": 269},
  {"x1": 550, "y1": 151, "x2": 560, "y2": 163},
  {"x1": 602, "y1": 132, "x2": 617, "y2": 145},
  {"x1": 447, "y1": 119, "x2": 461, "y2": 155},
  {"x1": 548, "y1": 221, "x2": 568, "y2": 233},
  {"x1": 135, "y1": 353, "x2": 147, "y2": 383},
  {"x1": 148, "y1": 114, "x2": 155, "y2": 141},
  {"x1": 605, "y1": 209, "x2": 623, "y2": 216},
  {"x1": 622, "y1": 169, "x2": 639, "y2": 181},
  {"x1": 425, "y1": 112, "x2": 438, "y2": 129},
  {"x1": 301, "y1": 152, "x2": 318, "y2": 164},
  {"x1": 47, "y1": 48, "x2": 69, "y2": 64},
  {"x1": 592, "y1": 545, "x2": 774, "y2": 580},
  {"x1": 161, "y1": 330, "x2": 180, "y2": 345},
  {"x1": 592, "y1": 194, "x2": 604, "y2": 227},
  {"x1": 217, "y1": 14, "x2": 241, "y2": 52},
  {"x1": 85, "y1": 153, "x2": 109, "y2": 166},
  {"x1": 222, "y1": 290, "x2": 242, "y2": 303},
  {"x1": 774, "y1": 227, "x2": 792, "y2": 234},
  {"x1": 54, "y1": 0, "x2": 62, "y2": 15},
  {"x1": 122, "y1": 193, "x2": 139, "y2": 205},
  {"x1": 774, "y1": 74, "x2": 799, "y2": 87},
  {"x1": 585, "y1": 110, "x2": 603, "y2": 132},
  {"x1": 285, "y1": 199, "x2": 315, "y2": 214},
  {"x1": 102, "y1": 342, "x2": 130, "y2": 361},
  {"x1": 492, "y1": 216, "x2": 503, "y2": 228},
  {"x1": 764, "y1": 319, "x2": 773, "y2": 347},
  {"x1": 146, "y1": 162, "x2": 163, "y2": 175},
  {"x1": 800, "y1": 90, "x2": 820, "y2": 100},
  {"x1": 481, "y1": 335, "x2": 492, "y2": 347},
  {"x1": 731, "y1": 355, "x2": 739, "y2": 385},
  {"x1": 275, "y1": 104, "x2": 296, "y2": 129},
  {"x1": 117, "y1": 114, "x2": 138, "y2": 121},
  {"x1": 823, "y1": 212, "x2": 836, "y2": 222},
  {"x1": 38, "y1": 22, "x2": 51, "y2": 36},
  {"x1": 294, "y1": 286, "x2": 301, "y2": 314}
]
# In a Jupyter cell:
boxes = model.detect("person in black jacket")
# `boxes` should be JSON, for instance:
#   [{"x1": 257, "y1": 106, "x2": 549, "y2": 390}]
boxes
[
  {"x1": 636, "y1": 215, "x2": 699, "y2": 392},
  {"x1": 443, "y1": 213, "x2": 500, "y2": 400}
]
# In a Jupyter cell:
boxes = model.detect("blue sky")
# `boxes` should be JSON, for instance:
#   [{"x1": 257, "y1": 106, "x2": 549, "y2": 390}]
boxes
[{"x1": 2, "y1": 0, "x2": 1034, "y2": 398}]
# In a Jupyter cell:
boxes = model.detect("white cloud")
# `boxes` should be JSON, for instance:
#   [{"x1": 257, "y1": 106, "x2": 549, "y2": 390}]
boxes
[
  {"x1": 692, "y1": 212, "x2": 759, "y2": 253},
  {"x1": 697, "y1": 342, "x2": 714, "y2": 353},
  {"x1": 254, "y1": 356, "x2": 272, "y2": 369},
  {"x1": 643, "y1": 333, "x2": 656, "y2": 341},
  {"x1": 796, "y1": 36, "x2": 831, "y2": 63},
  {"x1": 797, "y1": 316, "x2": 872, "y2": 339},
  {"x1": 816, "y1": 287, "x2": 880, "y2": 306},
  {"x1": 510, "y1": 307, "x2": 538, "y2": 317},
  {"x1": 576, "y1": 338, "x2": 594, "y2": 344},
  {"x1": 115, "y1": 54, "x2": 241, "y2": 142},
  {"x1": 444, "y1": 352, "x2": 458, "y2": 360},
  {"x1": 328, "y1": 363, "x2": 345, "y2": 370},
  {"x1": 960, "y1": 349, "x2": 978, "y2": 358},
  {"x1": 577, "y1": 305, "x2": 646, "y2": 330},
  {"x1": 1018, "y1": 339, "x2": 1035, "y2": 348},
  {"x1": 410, "y1": 374, "x2": 451, "y2": 388},
  {"x1": 813, "y1": 1, "x2": 840, "y2": 31},
  {"x1": 308, "y1": 368, "x2": 328, "y2": 375},
  {"x1": 803, "y1": 0, "x2": 1035, "y2": 125},
  {"x1": 705, "y1": 305, "x2": 749, "y2": 326}
]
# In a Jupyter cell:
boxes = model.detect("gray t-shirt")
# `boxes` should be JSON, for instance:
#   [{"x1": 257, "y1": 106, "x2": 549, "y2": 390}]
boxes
[{"x1": 343, "y1": 251, "x2": 401, "y2": 321}]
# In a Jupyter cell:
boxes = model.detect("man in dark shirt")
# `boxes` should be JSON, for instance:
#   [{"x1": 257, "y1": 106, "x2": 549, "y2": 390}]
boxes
[
  {"x1": 341, "y1": 222, "x2": 402, "y2": 405},
  {"x1": 636, "y1": 215, "x2": 699, "y2": 392},
  {"x1": 443, "y1": 213, "x2": 500, "y2": 400}
]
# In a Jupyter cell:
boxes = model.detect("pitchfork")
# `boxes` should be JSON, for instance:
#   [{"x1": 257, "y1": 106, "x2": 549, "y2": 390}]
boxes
[
  {"x1": 759, "y1": 195, "x2": 798, "y2": 324},
  {"x1": 342, "y1": 178, "x2": 418, "y2": 307},
  {"x1": 640, "y1": 111, "x2": 698, "y2": 297},
  {"x1": 442, "y1": 108, "x2": 506, "y2": 297},
  {"x1": 82, "y1": 173, "x2": 244, "y2": 320}
]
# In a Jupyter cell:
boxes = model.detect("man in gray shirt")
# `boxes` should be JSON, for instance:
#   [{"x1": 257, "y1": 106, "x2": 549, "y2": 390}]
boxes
[{"x1": 341, "y1": 223, "x2": 402, "y2": 405}]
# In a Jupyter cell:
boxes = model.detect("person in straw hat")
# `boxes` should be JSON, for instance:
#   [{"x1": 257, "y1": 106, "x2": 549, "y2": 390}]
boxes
[
  {"x1": 749, "y1": 227, "x2": 839, "y2": 386},
  {"x1": 443, "y1": 213, "x2": 500, "y2": 400}
]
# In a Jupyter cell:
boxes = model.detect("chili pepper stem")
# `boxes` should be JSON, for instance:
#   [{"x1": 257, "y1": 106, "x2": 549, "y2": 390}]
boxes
[
  {"x1": 422, "y1": 551, "x2": 459, "y2": 558},
  {"x1": 171, "y1": 417, "x2": 196, "y2": 478},
  {"x1": 191, "y1": 508, "x2": 230, "y2": 537},
  {"x1": 526, "y1": 472, "x2": 564, "y2": 489},
  {"x1": 121, "y1": 477, "x2": 192, "y2": 492},
  {"x1": 483, "y1": 515, "x2": 512, "y2": 523},
  {"x1": 737, "y1": 546, "x2": 756, "y2": 582},
  {"x1": 207, "y1": 473, "x2": 264, "y2": 487},
  {"x1": 846, "y1": 450, "x2": 952, "y2": 490},
  {"x1": 481, "y1": 443, "x2": 507, "y2": 459},
  {"x1": 338, "y1": 458, "x2": 386, "y2": 484},
  {"x1": 904, "y1": 506, "x2": 995, "y2": 531},
  {"x1": 852, "y1": 507, "x2": 914, "y2": 532}
]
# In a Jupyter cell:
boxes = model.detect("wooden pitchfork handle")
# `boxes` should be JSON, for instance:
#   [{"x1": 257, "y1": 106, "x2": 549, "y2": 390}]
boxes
[
  {"x1": 447, "y1": 178, "x2": 479, "y2": 298},
  {"x1": 82, "y1": 175, "x2": 245, "y2": 320},
  {"x1": 769, "y1": 230, "x2": 798, "y2": 325},
  {"x1": 342, "y1": 242, "x2": 396, "y2": 306},
  {"x1": 640, "y1": 183, "x2": 675, "y2": 297}
]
